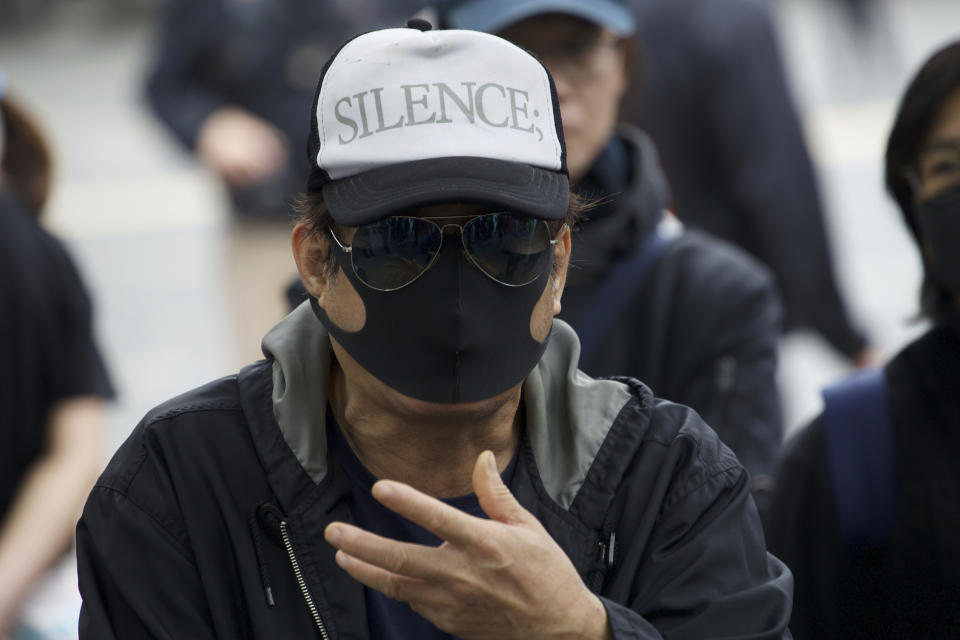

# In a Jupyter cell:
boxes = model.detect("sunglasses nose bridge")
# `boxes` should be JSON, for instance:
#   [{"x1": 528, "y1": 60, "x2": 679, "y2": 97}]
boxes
[
  {"x1": 436, "y1": 221, "x2": 465, "y2": 234},
  {"x1": 433, "y1": 221, "x2": 486, "y2": 272},
  {"x1": 435, "y1": 222, "x2": 470, "y2": 252}
]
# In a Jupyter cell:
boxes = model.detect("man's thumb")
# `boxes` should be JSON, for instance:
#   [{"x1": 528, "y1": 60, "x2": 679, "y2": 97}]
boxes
[{"x1": 473, "y1": 450, "x2": 529, "y2": 525}]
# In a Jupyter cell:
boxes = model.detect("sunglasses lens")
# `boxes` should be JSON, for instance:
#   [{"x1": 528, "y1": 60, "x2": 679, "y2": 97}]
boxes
[
  {"x1": 463, "y1": 214, "x2": 553, "y2": 286},
  {"x1": 350, "y1": 217, "x2": 441, "y2": 290}
]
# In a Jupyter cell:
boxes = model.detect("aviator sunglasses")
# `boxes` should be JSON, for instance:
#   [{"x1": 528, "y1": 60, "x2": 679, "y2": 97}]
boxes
[{"x1": 327, "y1": 213, "x2": 560, "y2": 291}]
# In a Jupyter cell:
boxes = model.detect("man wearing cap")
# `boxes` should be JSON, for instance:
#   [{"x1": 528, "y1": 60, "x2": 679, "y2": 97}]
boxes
[
  {"x1": 77, "y1": 25, "x2": 791, "y2": 639},
  {"x1": 435, "y1": 0, "x2": 786, "y2": 494}
]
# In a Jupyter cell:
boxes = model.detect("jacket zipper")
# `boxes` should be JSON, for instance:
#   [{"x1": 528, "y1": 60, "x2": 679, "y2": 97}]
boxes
[{"x1": 279, "y1": 520, "x2": 330, "y2": 639}]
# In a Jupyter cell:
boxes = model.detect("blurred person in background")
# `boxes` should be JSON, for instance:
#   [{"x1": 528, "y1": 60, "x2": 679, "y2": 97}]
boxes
[
  {"x1": 436, "y1": 0, "x2": 785, "y2": 489},
  {"x1": 144, "y1": 0, "x2": 422, "y2": 364},
  {"x1": 765, "y1": 41, "x2": 960, "y2": 639},
  {"x1": 0, "y1": 75, "x2": 114, "y2": 638},
  {"x1": 623, "y1": 0, "x2": 875, "y2": 368}
]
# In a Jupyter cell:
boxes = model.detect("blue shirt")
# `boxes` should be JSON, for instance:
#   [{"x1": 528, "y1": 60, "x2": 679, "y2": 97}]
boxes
[{"x1": 326, "y1": 409, "x2": 519, "y2": 640}]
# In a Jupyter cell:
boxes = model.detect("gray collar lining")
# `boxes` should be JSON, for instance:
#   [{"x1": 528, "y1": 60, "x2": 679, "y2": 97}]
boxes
[{"x1": 262, "y1": 303, "x2": 633, "y2": 509}]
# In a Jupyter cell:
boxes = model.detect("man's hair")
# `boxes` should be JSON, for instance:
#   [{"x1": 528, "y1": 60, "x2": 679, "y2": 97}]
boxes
[
  {"x1": 293, "y1": 191, "x2": 585, "y2": 279},
  {"x1": 884, "y1": 40, "x2": 960, "y2": 321}
]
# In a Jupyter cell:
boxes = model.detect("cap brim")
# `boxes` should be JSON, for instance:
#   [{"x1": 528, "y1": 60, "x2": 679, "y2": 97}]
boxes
[
  {"x1": 447, "y1": 0, "x2": 636, "y2": 36},
  {"x1": 322, "y1": 156, "x2": 569, "y2": 226}
]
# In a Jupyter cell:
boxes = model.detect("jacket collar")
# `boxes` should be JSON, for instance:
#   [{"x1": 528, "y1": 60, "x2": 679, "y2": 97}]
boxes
[
  {"x1": 257, "y1": 303, "x2": 639, "y2": 512},
  {"x1": 567, "y1": 126, "x2": 673, "y2": 286}
]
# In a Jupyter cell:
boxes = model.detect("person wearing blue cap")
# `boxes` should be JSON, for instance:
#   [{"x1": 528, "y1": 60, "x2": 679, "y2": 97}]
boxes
[
  {"x1": 77, "y1": 24, "x2": 790, "y2": 639},
  {"x1": 436, "y1": 0, "x2": 786, "y2": 492}
]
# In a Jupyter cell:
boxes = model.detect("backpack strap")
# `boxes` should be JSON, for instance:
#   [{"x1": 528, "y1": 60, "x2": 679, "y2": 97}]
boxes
[
  {"x1": 576, "y1": 218, "x2": 679, "y2": 364},
  {"x1": 821, "y1": 367, "x2": 897, "y2": 548}
]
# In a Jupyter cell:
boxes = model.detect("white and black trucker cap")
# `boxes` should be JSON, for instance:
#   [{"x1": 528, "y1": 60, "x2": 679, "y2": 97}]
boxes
[{"x1": 305, "y1": 23, "x2": 569, "y2": 226}]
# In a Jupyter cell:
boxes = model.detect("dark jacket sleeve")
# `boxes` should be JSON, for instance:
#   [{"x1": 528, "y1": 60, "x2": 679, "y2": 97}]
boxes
[
  {"x1": 77, "y1": 487, "x2": 218, "y2": 639},
  {"x1": 76, "y1": 426, "x2": 218, "y2": 639},
  {"x1": 601, "y1": 404, "x2": 793, "y2": 639},
  {"x1": 665, "y1": 233, "x2": 784, "y2": 479},
  {"x1": 143, "y1": 0, "x2": 225, "y2": 150},
  {"x1": 697, "y1": 2, "x2": 867, "y2": 357}
]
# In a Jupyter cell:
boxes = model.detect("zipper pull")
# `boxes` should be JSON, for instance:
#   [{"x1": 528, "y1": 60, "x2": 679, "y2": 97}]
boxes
[
  {"x1": 596, "y1": 531, "x2": 616, "y2": 571},
  {"x1": 590, "y1": 531, "x2": 616, "y2": 592},
  {"x1": 603, "y1": 531, "x2": 616, "y2": 570}
]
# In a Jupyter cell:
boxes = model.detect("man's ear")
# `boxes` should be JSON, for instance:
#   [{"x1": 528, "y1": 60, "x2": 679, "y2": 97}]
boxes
[
  {"x1": 291, "y1": 222, "x2": 331, "y2": 301},
  {"x1": 551, "y1": 225, "x2": 572, "y2": 315}
]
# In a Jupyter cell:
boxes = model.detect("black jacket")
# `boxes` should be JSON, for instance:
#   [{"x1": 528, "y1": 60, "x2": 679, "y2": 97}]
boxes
[
  {"x1": 560, "y1": 127, "x2": 783, "y2": 478},
  {"x1": 624, "y1": 0, "x2": 868, "y2": 358},
  {"x1": 766, "y1": 320, "x2": 960, "y2": 639},
  {"x1": 77, "y1": 312, "x2": 791, "y2": 638}
]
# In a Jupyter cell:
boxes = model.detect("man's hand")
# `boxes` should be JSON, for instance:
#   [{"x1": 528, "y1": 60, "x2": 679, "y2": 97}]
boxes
[{"x1": 324, "y1": 451, "x2": 611, "y2": 640}]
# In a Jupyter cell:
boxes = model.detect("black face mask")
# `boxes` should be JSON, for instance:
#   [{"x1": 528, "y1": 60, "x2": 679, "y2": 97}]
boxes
[
  {"x1": 917, "y1": 181, "x2": 960, "y2": 295},
  {"x1": 311, "y1": 235, "x2": 553, "y2": 404}
]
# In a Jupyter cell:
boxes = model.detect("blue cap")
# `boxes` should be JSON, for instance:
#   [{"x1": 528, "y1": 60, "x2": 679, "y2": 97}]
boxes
[{"x1": 441, "y1": 0, "x2": 635, "y2": 36}]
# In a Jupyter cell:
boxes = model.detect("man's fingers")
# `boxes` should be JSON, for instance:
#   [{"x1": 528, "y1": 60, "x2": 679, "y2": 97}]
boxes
[
  {"x1": 334, "y1": 550, "x2": 432, "y2": 604},
  {"x1": 371, "y1": 481, "x2": 478, "y2": 546},
  {"x1": 324, "y1": 523, "x2": 441, "y2": 580},
  {"x1": 473, "y1": 450, "x2": 533, "y2": 525}
]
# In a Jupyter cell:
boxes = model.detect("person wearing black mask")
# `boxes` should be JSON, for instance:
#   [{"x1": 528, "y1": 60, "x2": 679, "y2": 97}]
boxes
[
  {"x1": 433, "y1": 0, "x2": 785, "y2": 489},
  {"x1": 77, "y1": 25, "x2": 791, "y2": 639},
  {"x1": 766, "y1": 40, "x2": 960, "y2": 639}
]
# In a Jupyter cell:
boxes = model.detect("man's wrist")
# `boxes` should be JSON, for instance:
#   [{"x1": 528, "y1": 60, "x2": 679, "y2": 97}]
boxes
[{"x1": 566, "y1": 592, "x2": 612, "y2": 640}]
